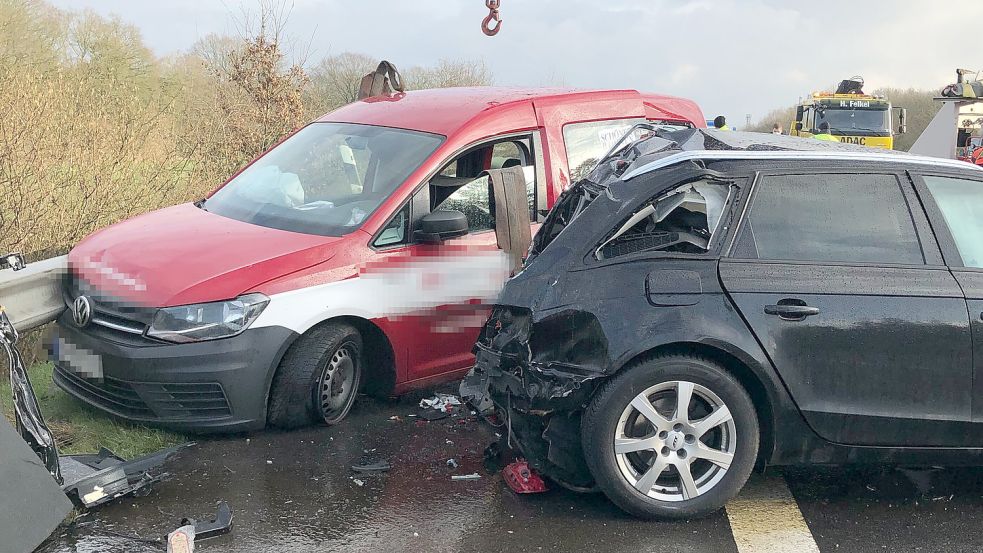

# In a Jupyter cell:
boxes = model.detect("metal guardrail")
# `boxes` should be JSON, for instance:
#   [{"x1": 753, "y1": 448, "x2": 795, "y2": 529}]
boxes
[{"x1": 0, "y1": 255, "x2": 67, "y2": 332}]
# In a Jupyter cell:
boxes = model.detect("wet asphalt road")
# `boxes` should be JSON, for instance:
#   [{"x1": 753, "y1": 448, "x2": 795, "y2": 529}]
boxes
[{"x1": 37, "y1": 389, "x2": 983, "y2": 553}]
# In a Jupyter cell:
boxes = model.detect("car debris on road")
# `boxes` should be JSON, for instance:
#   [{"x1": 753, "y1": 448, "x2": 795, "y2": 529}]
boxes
[
  {"x1": 502, "y1": 461, "x2": 548, "y2": 494},
  {"x1": 351, "y1": 460, "x2": 392, "y2": 473},
  {"x1": 419, "y1": 393, "x2": 463, "y2": 412}
]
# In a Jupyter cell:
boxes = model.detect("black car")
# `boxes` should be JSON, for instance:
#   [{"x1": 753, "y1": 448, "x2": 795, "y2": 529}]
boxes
[{"x1": 465, "y1": 128, "x2": 983, "y2": 519}]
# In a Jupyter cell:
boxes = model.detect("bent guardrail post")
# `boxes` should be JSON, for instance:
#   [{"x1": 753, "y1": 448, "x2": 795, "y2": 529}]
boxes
[{"x1": 0, "y1": 254, "x2": 67, "y2": 332}]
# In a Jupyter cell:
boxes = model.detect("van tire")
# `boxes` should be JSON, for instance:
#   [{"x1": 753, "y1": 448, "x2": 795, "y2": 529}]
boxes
[
  {"x1": 267, "y1": 322, "x2": 363, "y2": 429},
  {"x1": 581, "y1": 354, "x2": 758, "y2": 519}
]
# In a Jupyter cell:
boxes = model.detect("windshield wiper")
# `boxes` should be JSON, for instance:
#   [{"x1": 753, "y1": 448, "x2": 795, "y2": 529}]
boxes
[{"x1": 836, "y1": 126, "x2": 885, "y2": 133}]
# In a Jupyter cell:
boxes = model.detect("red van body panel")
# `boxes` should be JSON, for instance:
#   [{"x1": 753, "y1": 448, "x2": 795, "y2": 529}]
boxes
[{"x1": 57, "y1": 87, "x2": 705, "y2": 430}]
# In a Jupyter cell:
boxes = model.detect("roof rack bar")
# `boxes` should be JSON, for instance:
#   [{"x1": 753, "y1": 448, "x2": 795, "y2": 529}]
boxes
[{"x1": 622, "y1": 149, "x2": 981, "y2": 181}]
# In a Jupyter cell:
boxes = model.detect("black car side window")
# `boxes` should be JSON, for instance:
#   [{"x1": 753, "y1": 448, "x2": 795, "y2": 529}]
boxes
[
  {"x1": 734, "y1": 173, "x2": 924, "y2": 264},
  {"x1": 922, "y1": 175, "x2": 983, "y2": 268},
  {"x1": 595, "y1": 179, "x2": 732, "y2": 260}
]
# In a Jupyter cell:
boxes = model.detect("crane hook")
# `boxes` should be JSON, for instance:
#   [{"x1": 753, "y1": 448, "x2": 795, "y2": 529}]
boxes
[{"x1": 482, "y1": 0, "x2": 501, "y2": 36}]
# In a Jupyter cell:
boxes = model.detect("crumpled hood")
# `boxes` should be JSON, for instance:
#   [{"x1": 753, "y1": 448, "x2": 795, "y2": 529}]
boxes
[{"x1": 69, "y1": 203, "x2": 342, "y2": 306}]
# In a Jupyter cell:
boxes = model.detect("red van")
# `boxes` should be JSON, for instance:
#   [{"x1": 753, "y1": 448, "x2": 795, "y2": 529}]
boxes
[{"x1": 50, "y1": 87, "x2": 705, "y2": 431}]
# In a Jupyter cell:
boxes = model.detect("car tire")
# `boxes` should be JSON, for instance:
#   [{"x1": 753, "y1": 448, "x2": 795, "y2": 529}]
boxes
[
  {"x1": 267, "y1": 322, "x2": 363, "y2": 429},
  {"x1": 581, "y1": 354, "x2": 758, "y2": 520}
]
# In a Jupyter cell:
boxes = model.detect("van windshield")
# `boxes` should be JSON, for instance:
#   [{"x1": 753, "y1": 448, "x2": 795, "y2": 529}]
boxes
[{"x1": 203, "y1": 123, "x2": 443, "y2": 236}]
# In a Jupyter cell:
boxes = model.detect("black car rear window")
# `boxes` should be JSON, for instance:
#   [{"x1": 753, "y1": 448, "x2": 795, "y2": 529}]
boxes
[{"x1": 734, "y1": 173, "x2": 923, "y2": 265}]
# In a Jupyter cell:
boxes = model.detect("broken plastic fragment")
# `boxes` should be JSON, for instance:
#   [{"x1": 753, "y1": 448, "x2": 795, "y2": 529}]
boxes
[
  {"x1": 81, "y1": 485, "x2": 107, "y2": 505},
  {"x1": 502, "y1": 461, "x2": 548, "y2": 494},
  {"x1": 451, "y1": 473, "x2": 481, "y2": 481}
]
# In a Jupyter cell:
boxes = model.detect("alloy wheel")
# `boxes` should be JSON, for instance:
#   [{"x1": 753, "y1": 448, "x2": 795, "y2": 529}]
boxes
[{"x1": 613, "y1": 380, "x2": 737, "y2": 502}]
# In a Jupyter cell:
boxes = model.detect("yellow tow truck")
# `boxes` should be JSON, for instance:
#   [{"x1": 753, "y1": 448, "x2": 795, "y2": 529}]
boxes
[{"x1": 790, "y1": 77, "x2": 907, "y2": 149}]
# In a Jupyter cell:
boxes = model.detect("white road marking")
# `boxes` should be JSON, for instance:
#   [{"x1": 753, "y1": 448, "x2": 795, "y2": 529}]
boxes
[{"x1": 726, "y1": 473, "x2": 820, "y2": 553}]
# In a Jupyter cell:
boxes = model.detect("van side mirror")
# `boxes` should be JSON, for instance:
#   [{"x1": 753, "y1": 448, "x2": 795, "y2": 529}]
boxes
[
  {"x1": 795, "y1": 122, "x2": 803, "y2": 131},
  {"x1": 415, "y1": 210, "x2": 469, "y2": 243}
]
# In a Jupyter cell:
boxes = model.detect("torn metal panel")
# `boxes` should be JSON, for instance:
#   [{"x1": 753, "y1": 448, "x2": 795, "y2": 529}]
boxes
[
  {"x1": 4, "y1": 305, "x2": 62, "y2": 481},
  {"x1": 469, "y1": 134, "x2": 755, "y2": 492}
]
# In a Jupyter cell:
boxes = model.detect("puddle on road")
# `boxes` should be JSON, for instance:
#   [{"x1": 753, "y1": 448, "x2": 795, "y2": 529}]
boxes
[
  {"x1": 36, "y1": 386, "x2": 983, "y2": 553},
  {"x1": 38, "y1": 390, "x2": 735, "y2": 553}
]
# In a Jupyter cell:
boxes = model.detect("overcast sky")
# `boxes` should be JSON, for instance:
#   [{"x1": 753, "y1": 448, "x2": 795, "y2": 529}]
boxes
[{"x1": 49, "y1": 0, "x2": 980, "y2": 126}]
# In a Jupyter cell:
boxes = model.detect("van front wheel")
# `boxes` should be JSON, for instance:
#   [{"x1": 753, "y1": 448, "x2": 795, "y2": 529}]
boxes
[{"x1": 268, "y1": 322, "x2": 363, "y2": 428}]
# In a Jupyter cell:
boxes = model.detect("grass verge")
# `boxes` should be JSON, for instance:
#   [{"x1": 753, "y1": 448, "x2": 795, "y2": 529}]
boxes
[{"x1": 1, "y1": 362, "x2": 188, "y2": 458}]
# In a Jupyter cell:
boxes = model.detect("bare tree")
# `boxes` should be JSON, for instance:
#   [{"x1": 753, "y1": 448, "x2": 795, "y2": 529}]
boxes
[
  {"x1": 403, "y1": 58, "x2": 493, "y2": 90},
  {"x1": 191, "y1": 33, "x2": 240, "y2": 76},
  {"x1": 306, "y1": 51, "x2": 378, "y2": 114}
]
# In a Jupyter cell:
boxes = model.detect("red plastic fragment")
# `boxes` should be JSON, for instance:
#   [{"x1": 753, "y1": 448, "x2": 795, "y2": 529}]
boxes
[{"x1": 502, "y1": 460, "x2": 548, "y2": 494}]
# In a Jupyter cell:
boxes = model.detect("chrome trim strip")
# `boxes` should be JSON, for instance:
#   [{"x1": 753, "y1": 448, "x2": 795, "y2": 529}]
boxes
[
  {"x1": 622, "y1": 150, "x2": 983, "y2": 182},
  {"x1": 91, "y1": 316, "x2": 144, "y2": 335}
]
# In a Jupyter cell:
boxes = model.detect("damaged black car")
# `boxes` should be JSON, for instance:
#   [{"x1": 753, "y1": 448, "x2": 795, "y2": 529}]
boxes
[{"x1": 466, "y1": 128, "x2": 983, "y2": 519}]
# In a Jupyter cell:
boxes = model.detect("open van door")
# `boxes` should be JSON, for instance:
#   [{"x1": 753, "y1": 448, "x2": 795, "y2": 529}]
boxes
[{"x1": 488, "y1": 166, "x2": 532, "y2": 271}]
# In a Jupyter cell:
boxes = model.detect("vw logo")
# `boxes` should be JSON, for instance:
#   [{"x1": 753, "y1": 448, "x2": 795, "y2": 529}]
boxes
[{"x1": 72, "y1": 296, "x2": 92, "y2": 328}]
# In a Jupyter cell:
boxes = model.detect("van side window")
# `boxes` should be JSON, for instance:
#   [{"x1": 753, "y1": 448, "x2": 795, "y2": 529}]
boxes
[
  {"x1": 427, "y1": 137, "x2": 536, "y2": 237},
  {"x1": 922, "y1": 175, "x2": 983, "y2": 268},
  {"x1": 491, "y1": 141, "x2": 536, "y2": 219},
  {"x1": 374, "y1": 204, "x2": 410, "y2": 247},
  {"x1": 595, "y1": 179, "x2": 732, "y2": 260},
  {"x1": 434, "y1": 176, "x2": 495, "y2": 233},
  {"x1": 563, "y1": 119, "x2": 645, "y2": 181},
  {"x1": 734, "y1": 173, "x2": 923, "y2": 264}
]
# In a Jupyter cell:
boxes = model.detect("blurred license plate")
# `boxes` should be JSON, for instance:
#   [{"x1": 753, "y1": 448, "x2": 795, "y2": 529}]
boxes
[{"x1": 54, "y1": 337, "x2": 103, "y2": 380}]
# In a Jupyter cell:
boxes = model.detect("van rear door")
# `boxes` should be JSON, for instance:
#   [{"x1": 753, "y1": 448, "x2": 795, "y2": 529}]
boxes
[{"x1": 532, "y1": 92, "x2": 646, "y2": 198}]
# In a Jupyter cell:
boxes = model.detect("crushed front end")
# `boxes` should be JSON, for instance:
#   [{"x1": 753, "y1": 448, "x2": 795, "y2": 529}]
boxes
[{"x1": 465, "y1": 305, "x2": 605, "y2": 489}]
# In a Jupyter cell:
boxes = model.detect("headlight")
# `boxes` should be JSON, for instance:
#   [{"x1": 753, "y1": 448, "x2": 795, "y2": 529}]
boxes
[{"x1": 147, "y1": 293, "x2": 269, "y2": 343}]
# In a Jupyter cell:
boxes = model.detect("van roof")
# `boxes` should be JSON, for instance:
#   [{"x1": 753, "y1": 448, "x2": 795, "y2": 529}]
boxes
[{"x1": 318, "y1": 87, "x2": 704, "y2": 136}]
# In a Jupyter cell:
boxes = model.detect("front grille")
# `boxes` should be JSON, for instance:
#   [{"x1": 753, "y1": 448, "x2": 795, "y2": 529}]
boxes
[
  {"x1": 53, "y1": 365, "x2": 233, "y2": 421},
  {"x1": 91, "y1": 312, "x2": 146, "y2": 334}
]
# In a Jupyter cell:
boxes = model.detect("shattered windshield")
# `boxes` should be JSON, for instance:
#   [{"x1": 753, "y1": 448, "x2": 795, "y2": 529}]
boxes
[
  {"x1": 595, "y1": 179, "x2": 732, "y2": 260},
  {"x1": 204, "y1": 123, "x2": 443, "y2": 236}
]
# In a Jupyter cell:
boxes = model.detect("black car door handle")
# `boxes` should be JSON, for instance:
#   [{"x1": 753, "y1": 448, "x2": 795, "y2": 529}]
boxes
[{"x1": 764, "y1": 304, "x2": 820, "y2": 319}]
